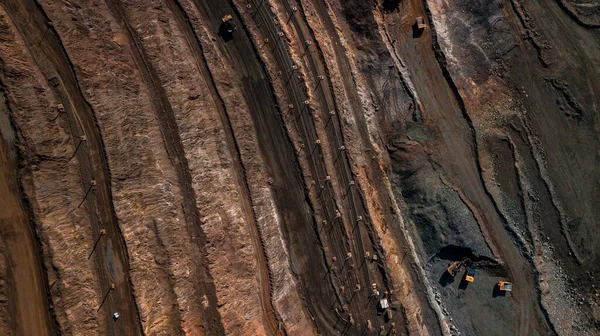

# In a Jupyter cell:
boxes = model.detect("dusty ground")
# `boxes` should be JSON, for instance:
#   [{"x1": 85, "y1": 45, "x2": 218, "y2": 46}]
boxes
[{"x1": 0, "y1": 0, "x2": 597, "y2": 335}]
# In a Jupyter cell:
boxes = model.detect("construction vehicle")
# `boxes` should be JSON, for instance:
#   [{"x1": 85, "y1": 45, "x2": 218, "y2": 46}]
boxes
[
  {"x1": 446, "y1": 258, "x2": 471, "y2": 277},
  {"x1": 222, "y1": 15, "x2": 236, "y2": 33},
  {"x1": 57, "y1": 103, "x2": 65, "y2": 113},
  {"x1": 464, "y1": 266, "x2": 476, "y2": 282},
  {"x1": 497, "y1": 281, "x2": 513, "y2": 292},
  {"x1": 416, "y1": 16, "x2": 426, "y2": 31},
  {"x1": 379, "y1": 297, "x2": 389, "y2": 310},
  {"x1": 385, "y1": 307, "x2": 393, "y2": 320}
]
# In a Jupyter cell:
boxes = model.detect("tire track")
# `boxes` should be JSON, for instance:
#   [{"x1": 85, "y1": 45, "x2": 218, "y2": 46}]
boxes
[
  {"x1": 102, "y1": 0, "x2": 225, "y2": 334},
  {"x1": 0, "y1": 83, "x2": 57, "y2": 336},
  {"x1": 189, "y1": 0, "x2": 336, "y2": 333},
  {"x1": 246, "y1": 0, "x2": 357, "y2": 323},
  {"x1": 165, "y1": 0, "x2": 284, "y2": 334},
  {"x1": 264, "y1": 0, "x2": 398, "y2": 329},
  {"x1": 422, "y1": 0, "x2": 556, "y2": 334},
  {"x1": 1, "y1": 1, "x2": 144, "y2": 334},
  {"x1": 310, "y1": 3, "x2": 445, "y2": 334},
  {"x1": 247, "y1": 0, "x2": 373, "y2": 332}
]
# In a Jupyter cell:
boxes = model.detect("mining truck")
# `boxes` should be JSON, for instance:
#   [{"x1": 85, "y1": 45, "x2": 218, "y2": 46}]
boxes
[
  {"x1": 222, "y1": 15, "x2": 236, "y2": 33},
  {"x1": 464, "y1": 266, "x2": 476, "y2": 282},
  {"x1": 416, "y1": 16, "x2": 426, "y2": 31},
  {"x1": 497, "y1": 281, "x2": 513, "y2": 291}
]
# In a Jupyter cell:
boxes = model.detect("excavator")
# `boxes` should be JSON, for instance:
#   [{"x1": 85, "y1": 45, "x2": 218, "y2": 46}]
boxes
[
  {"x1": 446, "y1": 258, "x2": 471, "y2": 277},
  {"x1": 446, "y1": 258, "x2": 477, "y2": 282}
]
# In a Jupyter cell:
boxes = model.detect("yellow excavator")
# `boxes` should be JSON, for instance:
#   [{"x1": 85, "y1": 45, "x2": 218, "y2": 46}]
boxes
[
  {"x1": 446, "y1": 258, "x2": 471, "y2": 277},
  {"x1": 446, "y1": 258, "x2": 477, "y2": 282}
]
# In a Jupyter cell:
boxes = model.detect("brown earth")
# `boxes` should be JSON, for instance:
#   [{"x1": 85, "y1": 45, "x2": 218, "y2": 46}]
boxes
[{"x1": 0, "y1": 0, "x2": 597, "y2": 335}]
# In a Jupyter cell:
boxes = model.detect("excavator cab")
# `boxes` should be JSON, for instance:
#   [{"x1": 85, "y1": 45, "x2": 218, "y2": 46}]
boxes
[
  {"x1": 498, "y1": 281, "x2": 513, "y2": 291},
  {"x1": 465, "y1": 267, "x2": 475, "y2": 283}
]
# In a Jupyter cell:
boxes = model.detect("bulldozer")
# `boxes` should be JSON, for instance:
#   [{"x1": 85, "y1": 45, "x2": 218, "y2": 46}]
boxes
[{"x1": 497, "y1": 281, "x2": 513, "y2": 292}]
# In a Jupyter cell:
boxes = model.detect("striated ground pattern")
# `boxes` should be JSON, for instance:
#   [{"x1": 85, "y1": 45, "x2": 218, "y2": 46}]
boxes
[{"x1": 0, "y1": 0, "x2": 598, "y2": 335}]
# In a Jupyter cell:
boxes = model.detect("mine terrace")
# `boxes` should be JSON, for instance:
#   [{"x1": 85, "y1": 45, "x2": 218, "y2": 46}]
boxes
[{"x1": 0, "y1": 0, "x2": 597, "y2": 335}]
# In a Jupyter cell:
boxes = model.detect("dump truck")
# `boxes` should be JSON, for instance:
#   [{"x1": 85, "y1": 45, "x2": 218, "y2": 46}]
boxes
[
  {"x1": 222, "y1": 15, "x2": 236, "y2": 33},
  {"x1": 497, "y1": 281, "x2": 513, "y2": 291},
  {"x1": 464, "y1": 266, "x2": 475, "y2": 282},
  {"x1": 416, "y1": 16, "x2": 426, "y2": 31}
]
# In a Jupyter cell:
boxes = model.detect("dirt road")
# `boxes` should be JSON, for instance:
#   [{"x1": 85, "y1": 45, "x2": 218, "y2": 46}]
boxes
[
  {"x1": 0, "y1": 90, "x2": 55, "y2": 336},
  {"x1": 166, "y1": 0, "x2": 283, "y2": 333},
  {"x1": 190, "y1": 0, "x2": 336, "y2": 333},
  {"x1": 1, "y1": 1, "x2": 141, "y2": 334},
  {"x1": 380, "y1": 0, "x2": 556, "y2": 334},
  {"x1": 0, "y1": 0, "x2": 595, "y2": 334}
]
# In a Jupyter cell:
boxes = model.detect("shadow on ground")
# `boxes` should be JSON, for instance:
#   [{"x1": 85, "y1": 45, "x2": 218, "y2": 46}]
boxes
[
  {"x1": 218, "y1": 23, "x2": 233, "y2": 42},
  {"x1": 492, "y1": 285, "x2": 507, "y2": 298}
]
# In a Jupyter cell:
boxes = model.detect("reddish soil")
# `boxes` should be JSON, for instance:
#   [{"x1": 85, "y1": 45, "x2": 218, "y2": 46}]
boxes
[{"x1": 0, "y1": 0, "x2": 597, "y2": 335}]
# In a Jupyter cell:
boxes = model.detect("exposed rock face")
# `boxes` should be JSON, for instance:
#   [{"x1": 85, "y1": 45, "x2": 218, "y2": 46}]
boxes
[{"x1": 0, "y1": 0, "x2": 597, "y2": 335}]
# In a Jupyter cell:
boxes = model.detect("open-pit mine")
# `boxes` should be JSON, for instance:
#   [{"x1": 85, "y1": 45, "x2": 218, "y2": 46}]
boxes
[{"x1": 0, "y1": 0, "x2": 598, "y2": 335}]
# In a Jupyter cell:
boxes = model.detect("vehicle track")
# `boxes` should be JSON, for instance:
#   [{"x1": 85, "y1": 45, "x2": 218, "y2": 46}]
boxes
[
  {"x1": 102, "y1": 0, "x2": 225, "y2": 333},
  {"x1": 238, "y1": 3, "x2": 350, "y2": 330},
  {"x1": 1, "y1": 1, "x2": 143, "y2": 334},
  {"x1": 255, "y1": 0, "x2": 400, "y2": 330},
  {"x1": 246, "y1": 0, "x2": 360, "y2": 324},
  {"x1": 283, "y1": 0, "x2": 384, "y2": 291},
  {"x1": 422, "y1": 0, "x2": 556, "y2": 334},
  {"x1": 308, "y1": 3, "x2": 446, "y2": 333},
  {"x1": 187, "y1": 0, "x2": 335, "y2": 334},
  {"x1": 502, "y1": 0, "x2": 598, "y2": 332},
  {"x1": 0, "y1": 83, "x2": 56, "y2": 336},
  {"x1": 165, "y1": 0, "x2": 284, "y2": 334}
]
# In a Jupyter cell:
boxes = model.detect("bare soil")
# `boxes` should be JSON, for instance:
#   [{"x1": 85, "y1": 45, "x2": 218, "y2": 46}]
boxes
[{"x1": 0, "y1": 0, "x2": 597, "y2": 335}]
